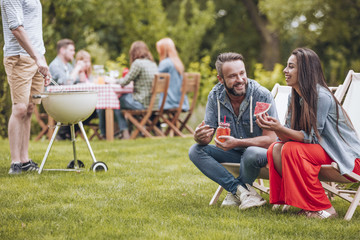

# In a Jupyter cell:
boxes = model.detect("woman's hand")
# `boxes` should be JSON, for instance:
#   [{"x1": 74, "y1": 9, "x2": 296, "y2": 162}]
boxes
[{"x1": 256, "y1": 113, "x2": 282, "y2": 132}]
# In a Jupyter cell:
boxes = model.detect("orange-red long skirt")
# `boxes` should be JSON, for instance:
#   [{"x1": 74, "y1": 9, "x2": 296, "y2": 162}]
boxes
[{"x1": 267, "y1": 141, "x2": 360, "y2": 211}]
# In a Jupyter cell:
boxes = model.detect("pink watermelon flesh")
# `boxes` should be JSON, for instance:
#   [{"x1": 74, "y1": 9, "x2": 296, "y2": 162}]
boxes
[{"x1": 254, "y1": 102, "x2": 271, "y2": 116}]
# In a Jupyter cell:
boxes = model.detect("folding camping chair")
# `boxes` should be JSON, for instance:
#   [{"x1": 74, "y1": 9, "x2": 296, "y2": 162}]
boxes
[
  {"x1": 122, "y1": 73, "x2": 170, "y2": 139},
  {"x1": 271, "y1": 83, "x2": 292, "y2": 125},
  {"x1": 318, "y1": 70, "x2": 360, "y2": 220},
  {"x1": 162, "y1": 72, "x2": 200, "y2": 137}
]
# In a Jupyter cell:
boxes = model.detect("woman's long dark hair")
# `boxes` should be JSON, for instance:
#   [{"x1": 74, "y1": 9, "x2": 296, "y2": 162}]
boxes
[{"x1": 289, "y1": 48, "x2": 352, "y2": 140}]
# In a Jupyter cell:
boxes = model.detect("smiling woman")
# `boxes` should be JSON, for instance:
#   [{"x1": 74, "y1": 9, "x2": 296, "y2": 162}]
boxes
[
  {"x1": 256, "y1": 48, "x2": 360, "y2": 219},
  {"x1": 283, "y1": 54, "x2": 299, "y2": 89}
]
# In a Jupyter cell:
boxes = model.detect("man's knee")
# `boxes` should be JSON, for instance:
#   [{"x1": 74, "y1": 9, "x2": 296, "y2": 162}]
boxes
[
  {"x1": 242, "y1": 147, "x2": 267, "y2": 168},
  {"x1": 27, "y1": 103, "x2": 35, "y2": 115},
  {"x1": 188, "y1": 143, "x2": 203, "y2": 162},
  {"x1": 12, "y1": 103, "x2": 28, "y2": 118}
]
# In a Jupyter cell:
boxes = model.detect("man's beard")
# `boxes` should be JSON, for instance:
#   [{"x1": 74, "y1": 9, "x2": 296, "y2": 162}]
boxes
[{"x1": 224, "y1": 81, "x2": 247, "y2": 97}]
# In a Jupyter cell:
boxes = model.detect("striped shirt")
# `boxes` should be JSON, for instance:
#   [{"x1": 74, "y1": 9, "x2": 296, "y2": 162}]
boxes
[
  {"x1": 1, "y1": 0, "x2": 45, "y2": 57},
  {"x1": 121, "y1": 59, "x2": 158, "y2": 108}
]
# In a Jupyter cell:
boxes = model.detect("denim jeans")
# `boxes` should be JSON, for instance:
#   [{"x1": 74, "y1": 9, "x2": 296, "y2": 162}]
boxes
[
  {"x1": 96, "y1": 94, "x2": 145, "y2": 135},
  {"x1": 188, "y1": 144, "x2": 268, "y2": 194},
  {"x1": 118, "y1": 93, "x2": 145, "y2": 130},
  {"x1": 96, "y1": 109, "x2": 124, "y2": 136}
]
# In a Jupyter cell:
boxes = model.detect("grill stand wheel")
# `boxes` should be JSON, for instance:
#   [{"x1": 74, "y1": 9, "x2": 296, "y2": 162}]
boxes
[
  {"x1": 91, "y1": 161, "x2": 108, "y2": 172},
  {"x1": 38, "y1": 121, "x2": 106, "y2": 174}
]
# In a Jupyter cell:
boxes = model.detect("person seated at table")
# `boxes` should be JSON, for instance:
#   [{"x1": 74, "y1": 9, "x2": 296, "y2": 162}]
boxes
[
  {"x1": 75, "y1": 50, "x2": 93, "y2": 84},
  {"x1": 49, "y1": 38, "x2": 85, "y2": 85},
  {"x1": 117, "y1": 40, "x2": 158, "y2": 139},
  {"x1": 156, "y1": 37, "x2": 189, "y2": 111},
  {"x1": 73, "y1": 49, "x2": 99, "y2": 130}
]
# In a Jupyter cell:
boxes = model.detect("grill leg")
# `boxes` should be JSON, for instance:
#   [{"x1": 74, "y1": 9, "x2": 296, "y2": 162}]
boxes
[
  {"x1": 38, "y1": 122, "x2": 61, "y2": 174},
  {"x1": 78, "y1": 121, "x2": 97, "y2": 163},
  {"x1": 70, "y1": 124, "x2": 79, "y2": 168}
]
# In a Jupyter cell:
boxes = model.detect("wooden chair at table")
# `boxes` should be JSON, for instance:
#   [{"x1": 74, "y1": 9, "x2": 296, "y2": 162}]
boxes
[
  {"x1": 122, "y1": 73, "x2": 170, "y2": 139},
  {"x1": 161, "y1": 72, "x2": 200, "y2": 137},
  {"x1": 33, "y1": 105, "x2": 56, "y2": 141},
  {"x1": 75, "y1": 113, "x2": 103, "y2": 140}
]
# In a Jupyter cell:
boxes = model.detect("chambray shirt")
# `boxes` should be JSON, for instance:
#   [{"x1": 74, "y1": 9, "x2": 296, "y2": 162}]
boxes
[
  {"x1": 121, "y1": 59, "x2": 158, "y2": 108},
  {"x1": 205, "y1": 79, "x2": 278, "y2": 145},
  {"x1": 157, "y1": 58, "x2": 189, "y2": 110},
  {"x1": 285, "y1": 85, "x2": 360, "y2": 174},
  {"x1": 49, "y1": 56, "x2": 77, "y2": 85}
]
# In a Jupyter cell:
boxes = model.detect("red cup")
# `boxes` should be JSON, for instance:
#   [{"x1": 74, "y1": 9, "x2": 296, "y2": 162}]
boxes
[
  {"x1": 122, "y1": 67, "x2": 129, "y2": 77},
  {"x1": 216, "y1": 122, "x2": 230, "y2": 142}
]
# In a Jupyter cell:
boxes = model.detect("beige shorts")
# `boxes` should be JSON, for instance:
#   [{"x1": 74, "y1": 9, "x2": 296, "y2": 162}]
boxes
[{"x1": 4, "y1": 55, "x2": 44, "y2": 105}]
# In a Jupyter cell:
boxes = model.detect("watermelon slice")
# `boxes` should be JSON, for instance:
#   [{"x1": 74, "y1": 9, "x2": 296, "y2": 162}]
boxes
[{"x1": 254, "y1": 102, "x2": 271, "y2": 116}]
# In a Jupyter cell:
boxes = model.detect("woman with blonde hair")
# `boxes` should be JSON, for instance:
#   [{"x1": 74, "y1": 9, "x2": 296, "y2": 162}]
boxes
[
  {"x1": 156, "y1": 37, "x2": 189, "y2": 110},
  {"x1": 117, "y1": 40, "x2": 158, "y2": 139},
  {"x1": 75, "y1": 50, "x2": 92, "y2": 83}
]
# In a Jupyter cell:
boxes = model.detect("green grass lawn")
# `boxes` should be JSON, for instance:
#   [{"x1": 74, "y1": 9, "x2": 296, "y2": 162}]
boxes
[{"x1": 0, "y1": 137, "x2": 359, "y2": 240}]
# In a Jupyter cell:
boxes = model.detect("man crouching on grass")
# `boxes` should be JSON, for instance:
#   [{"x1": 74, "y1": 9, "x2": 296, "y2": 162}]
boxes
[{"x1": 188, "y1": 52, "x2": 278, "y2": 209}]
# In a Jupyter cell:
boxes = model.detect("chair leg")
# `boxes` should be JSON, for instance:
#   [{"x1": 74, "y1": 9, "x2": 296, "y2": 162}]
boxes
[
  {"x1": 162, "y1": 116, "x2": 185, "y2": 137},
  {"x1": 209, "y1": 185, "x2": 224, "y2": 206},
  {"x1": 125, "y1": 113, "x2": 153, "y2": 139},
  {"x1": 344, "y1": 188, "x2": 360, "y2": 220},
  {"x1": 253, "y1": 181, "x2": 269, "y2": 193}
]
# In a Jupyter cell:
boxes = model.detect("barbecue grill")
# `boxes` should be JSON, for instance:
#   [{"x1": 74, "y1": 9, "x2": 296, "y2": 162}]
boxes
[{"x1": 33, "y1": 91, "x2": 108, "y2": 173}]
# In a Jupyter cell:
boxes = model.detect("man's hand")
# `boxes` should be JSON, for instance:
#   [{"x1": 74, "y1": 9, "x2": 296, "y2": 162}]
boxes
[
  {"x1": 194, "y1": 121, "x2": 214, "y2": 145},
  {"x1": 36, "y1": 54, "x2": 51, "y2": 86},
  {"x1": 214, "y1": 135, "x2": 238, "y2": 151},
  {"x1": 11, "y1": 26, "x2": 51, "y2": 85}
]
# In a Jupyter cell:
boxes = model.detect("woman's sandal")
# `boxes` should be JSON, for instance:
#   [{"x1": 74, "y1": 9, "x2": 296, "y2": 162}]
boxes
[{"x1": 297, "y1": 209, "x2": 338, "y2": 219}]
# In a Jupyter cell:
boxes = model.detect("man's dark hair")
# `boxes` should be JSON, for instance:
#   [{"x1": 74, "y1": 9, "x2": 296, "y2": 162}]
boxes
[
  {"x1": 56, "y1": 38, "x2": 75, "y2": 53},
  {"x1": 215, "y1": 52, "x2": 244, "y2": 78}
]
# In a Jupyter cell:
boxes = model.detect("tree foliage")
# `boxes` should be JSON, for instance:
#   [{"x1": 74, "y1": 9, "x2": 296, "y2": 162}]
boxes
[
  {"x1": 1, "y1": 0, "x2": 360, "y2": 138},
  {"x1": 259, "y1": 0, "x2": 360, "y2": 85}
]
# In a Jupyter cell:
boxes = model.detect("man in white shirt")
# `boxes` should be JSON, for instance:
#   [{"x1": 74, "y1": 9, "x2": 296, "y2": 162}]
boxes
[{"x1": 1, "y1": 0, "x2": 51, "y2": 174}]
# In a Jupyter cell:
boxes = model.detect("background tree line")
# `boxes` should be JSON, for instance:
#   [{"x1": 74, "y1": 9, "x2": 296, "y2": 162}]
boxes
[{"x1": 0, "y1": 0, "x2": 359, "y2": 137}]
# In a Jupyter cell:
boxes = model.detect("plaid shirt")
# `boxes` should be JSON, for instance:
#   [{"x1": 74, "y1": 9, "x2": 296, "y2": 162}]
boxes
[{"x1": 121, "y1": 59, "x2": 158, "y2": 108}]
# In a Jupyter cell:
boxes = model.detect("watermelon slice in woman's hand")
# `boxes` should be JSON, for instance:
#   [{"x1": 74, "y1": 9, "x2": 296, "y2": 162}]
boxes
[{"x1": 254, "y1": 102, "x2": 271, "y2": 116}]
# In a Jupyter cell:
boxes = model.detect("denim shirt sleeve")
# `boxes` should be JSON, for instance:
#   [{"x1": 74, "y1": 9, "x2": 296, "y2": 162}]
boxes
[
  {"x1": 204, "y1": 91, "x2": 218, "y2": 129},
  {"x1": 158, "y1": 59, "x2": 171, "y2": 73},
  {"x1": 299, "y1": 90, "x2": 333, "y2": 143}
]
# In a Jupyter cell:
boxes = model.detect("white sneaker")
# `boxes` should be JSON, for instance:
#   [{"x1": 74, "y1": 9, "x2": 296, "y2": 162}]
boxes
[
  {"x1": 221, "y1": 192, "x2": 241, "y2": 207},
  {"x1": 236, "y1": 184, "x2": 266, "y2": 210}
]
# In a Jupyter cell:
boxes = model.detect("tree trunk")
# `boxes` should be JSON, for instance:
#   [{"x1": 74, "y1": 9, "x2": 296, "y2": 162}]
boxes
[{"x1": 241, "y1": 0, "x2": 280, "y2": 70}]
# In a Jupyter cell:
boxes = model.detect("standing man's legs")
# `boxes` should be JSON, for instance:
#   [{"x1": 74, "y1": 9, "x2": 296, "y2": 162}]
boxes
[
  {"x1": 5, "y1": 55, "x2": 43, "y2": 173},
  {"x1": 8, "y1": 103, "x2": 33, "y2": 163}
]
